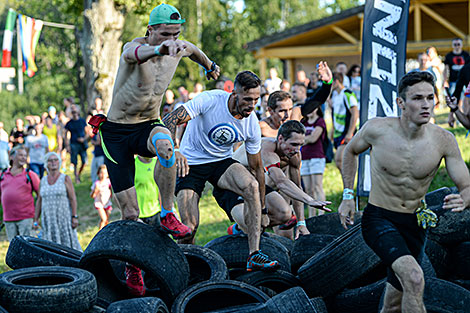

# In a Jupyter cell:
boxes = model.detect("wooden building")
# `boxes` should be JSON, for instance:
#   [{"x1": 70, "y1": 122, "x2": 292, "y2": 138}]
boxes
[{"x1": 246, "y1": 0, "x2": 470, "y2": 82}]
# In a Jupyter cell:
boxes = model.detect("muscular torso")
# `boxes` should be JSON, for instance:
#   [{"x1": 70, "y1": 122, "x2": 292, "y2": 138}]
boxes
[
  {"x1": 107, "y1": 39, "x2": 187, "y2": 123},
  {"x1": 367, "y1": 119, "x2": 446, "y2": 213}
]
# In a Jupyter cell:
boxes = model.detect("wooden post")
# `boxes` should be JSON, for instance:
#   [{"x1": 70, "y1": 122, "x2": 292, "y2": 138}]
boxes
[{"x1": 414, "y1": 1, "x2": 422, "y2": 42}]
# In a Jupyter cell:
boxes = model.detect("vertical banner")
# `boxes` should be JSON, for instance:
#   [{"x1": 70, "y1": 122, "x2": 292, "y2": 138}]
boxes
[
  {"x1": 18, "y1": 14, "x2": 43, "y2": 77},
  {"x1": 357, "y1": 0, "x2": 410, "y2": 197}
]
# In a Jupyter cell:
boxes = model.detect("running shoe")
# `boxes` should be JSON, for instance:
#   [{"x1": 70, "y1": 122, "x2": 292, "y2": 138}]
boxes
[
  {"x1": 125, "y1": 263, "x2": 145, "y2": 296},
  {"x1": 227, "y1": 223, "x2": 244, "y2": 235},
  {"x1": 278, "y1": 214, "x2": 297, "y2": 230},
  {"x1": 160, "y1": 212, "x2": 192, "y2": 239},
  {"x1": 246, "y1": 250, "x2": 280, "y2": 272}
]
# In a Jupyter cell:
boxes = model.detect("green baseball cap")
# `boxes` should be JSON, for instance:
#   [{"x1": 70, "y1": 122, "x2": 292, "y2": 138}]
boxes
[{"x1": 148, "y1": 3, "x2": 185, "y2": 26}]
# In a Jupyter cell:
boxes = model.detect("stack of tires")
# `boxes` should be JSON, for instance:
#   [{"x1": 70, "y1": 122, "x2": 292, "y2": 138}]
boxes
[{"x1": 1, "y1": 187, "x2": 469, "y2": 312}]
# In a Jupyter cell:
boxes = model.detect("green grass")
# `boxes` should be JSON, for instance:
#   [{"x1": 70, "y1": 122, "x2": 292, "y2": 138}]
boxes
[{"x1": 0, "y1": 107, "x2": 467, "y2": 273}]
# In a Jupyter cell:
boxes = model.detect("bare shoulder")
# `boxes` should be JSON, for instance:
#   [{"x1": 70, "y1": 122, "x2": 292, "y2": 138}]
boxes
[
  {"x1": 429, "y1": 124, "x2": 458, "y2": 149},
  {"x1": 261, "y1": 139, "x2": 279, "y2": 162},
  {"x1": 360, "y1": 117, "x2": 396, "y2": 137}
]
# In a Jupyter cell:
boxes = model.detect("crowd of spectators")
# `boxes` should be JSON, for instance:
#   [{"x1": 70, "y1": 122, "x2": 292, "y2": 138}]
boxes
[{"x1": 2, "y1": 40, "x2": 469, "y2": 246}]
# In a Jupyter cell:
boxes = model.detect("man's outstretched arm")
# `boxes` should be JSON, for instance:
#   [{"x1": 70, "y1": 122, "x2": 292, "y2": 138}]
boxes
[{"x1": 183, "y1": 41, "x2": 220, "y2": 80}]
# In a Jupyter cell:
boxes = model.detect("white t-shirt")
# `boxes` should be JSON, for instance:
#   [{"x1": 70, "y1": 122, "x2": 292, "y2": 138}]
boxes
[
  {"x1": 25, "y1": 134, "x2": 49, "y2": 164},
  {"x1": 181, "y1": 90, "x2": 261, "y2": 165}
]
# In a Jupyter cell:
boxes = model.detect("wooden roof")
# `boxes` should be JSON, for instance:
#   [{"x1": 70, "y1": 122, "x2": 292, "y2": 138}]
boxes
[{"x1": 247, "y1": 0, "x2": 470, "y2": 59}]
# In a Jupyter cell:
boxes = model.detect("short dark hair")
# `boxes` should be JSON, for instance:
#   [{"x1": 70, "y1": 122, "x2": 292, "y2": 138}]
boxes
[
  {"x1": 267, "y1": 91, "x2": 292, "y2": 110},
  {"x1": 277, "y1": 120, "x2": 305, "y2": 140},
  {"x1": 398, "y1": 71, "x2": 435, "y2": 100},
  {"x1": 333, "y1": 72, "x2": 344, "y2": 84},
  {"x1": 234, "y1": 71, "x2": 261, "y2": 91},
  {"x1": 292, "y1": 82, "x2": 307, "y2": 92},
  {"x1": 452, "y1": 38, "x2": 463, "y2": 42}
]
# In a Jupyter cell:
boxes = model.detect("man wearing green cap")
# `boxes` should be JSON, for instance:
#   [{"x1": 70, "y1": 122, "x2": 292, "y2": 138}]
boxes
[{"x1": 90, "y1": 3, "x2": 220, "y2": 296}]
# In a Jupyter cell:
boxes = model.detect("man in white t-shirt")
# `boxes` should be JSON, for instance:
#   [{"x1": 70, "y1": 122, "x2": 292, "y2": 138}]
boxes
[
  {"x1": 163, "y1": 71, "x2": 280, "y2": 272},
  {"x1": 25, "y1": 124, "x2": 49, "y2": 178},
  {"x1": 329, "y1": 72, "x2": 359, "y2": 172}
]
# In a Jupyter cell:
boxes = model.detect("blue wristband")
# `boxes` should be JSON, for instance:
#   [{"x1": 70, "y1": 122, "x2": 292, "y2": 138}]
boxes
[
  {"x1": 296, "y1": 220, "x2": 306, "y2": 227},
  {"x1": 203, "y1": 61, "x2": 216, "y2": 75},
  {"x1": 154, "y1": 45, "x2": 162, "y2": 56},
  {"x1": 343, "y1": 188, "x2": 354, "y2": 200}
]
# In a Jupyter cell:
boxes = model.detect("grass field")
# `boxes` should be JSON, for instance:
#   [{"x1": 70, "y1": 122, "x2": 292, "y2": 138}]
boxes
[{"x1": 0, "y1": 107, "x2": 468, "y2": 273}]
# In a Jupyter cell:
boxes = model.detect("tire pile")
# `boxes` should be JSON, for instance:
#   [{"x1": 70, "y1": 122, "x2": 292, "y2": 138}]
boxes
[{"x1": 1, "y1": 187, "x2": 469, "y2": 312}]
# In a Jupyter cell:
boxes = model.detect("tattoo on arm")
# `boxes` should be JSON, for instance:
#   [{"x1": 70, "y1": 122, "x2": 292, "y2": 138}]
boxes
[{"x1": 163, "y1": 106, "x2": 191, "y2": 140}]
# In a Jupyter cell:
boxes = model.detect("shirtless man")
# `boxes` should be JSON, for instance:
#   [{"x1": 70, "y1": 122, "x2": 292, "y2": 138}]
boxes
[
  {"x1": 259, "y1": 91, "x2": 293, "y2": 138},
  {"x1": 232, "y1": 120, "x2": 330, "y2": 239},
  {"x1": 163, "y1": 71, "x2": 280, "y2": 271},
  {"x1": 339, "y1": 71, "x2": 470, "y2": 312},
  {"x1": 91, "y1": 3, "x2": 219, "y2": 296}
]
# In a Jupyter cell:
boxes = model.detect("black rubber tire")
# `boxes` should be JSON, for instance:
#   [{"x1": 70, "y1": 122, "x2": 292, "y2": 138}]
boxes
[
  {"x1": 298, "y1": 223, "x2": 381, "y2": 298},
  {"x1": 79, "y1": 220, "x2": 189, "y2": 305},
  {"x1": 204, "y1": 234, "x2": 291, "y2": 272},
  {"x1": 86, "y1": 305, "x2": 106, "y2": 313},
  {"x1": 327, "y1": 279, "x2": 386, "y2": 313},
  {"x1": 309, "y1": 298, "x2": 329, "y2": 313},
  {"x1": 428, "y1": 208, "x2": 470, "y2": 245},
  {"x1": 421, "y1": 253, "x2": 436, "y2": 278},
  {"x1": 171, "y1": 280, "x2": 270, "y2": 313},
  {"x1": 424, "y1": 278, "x2": 470, "y2": 312},
  {"x1": 451, "y1": 279, "x2": 470, "y2": 291},
  {"x1": 265, "y1": 287, "x2": 319, "y2": 313},
  {"x1": 107, "y1": 297, "x2": 168, "y2": 313},
  {"x1": 305, "y1": 212, "x2": 362, "y2": 237},
  {"x1": 261, "y1": 232, "x2": 294, "y2": 255},
  {"x1": 6, "y1": 236, "x2": 82, "y2": 270},
  {"x1": 290, "y1": 234, "x2": 336, "y2": 274},
  {"x1": 178, "y1": 244, "x2": 228, "y2": 285},
  {"x1": 234, "y1": 270, "x2": 301, "y2": 296},
  {"x1": 378, "y1": 277, "x2": 470, "y2": 312},
  {"x1": 205, "y1": 304, "x2": 266, "y2": 313},
  {"x1": 0, "y1": 305, "x2": 7, "y2": 313},
  {"x1": 448, "y1": 241, "x2": 470, "y2": 279},
  {"x1": 425, "y1": 239, "x2": 450, "y2": 279},
  {"x1": 0, "y1": 266, "x2": 97, "y2": 313}
]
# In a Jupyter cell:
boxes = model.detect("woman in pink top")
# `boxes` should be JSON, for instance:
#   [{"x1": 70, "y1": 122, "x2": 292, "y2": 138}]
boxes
[{"x1": 0, "y1": 146, "x2": 40, "y2": 241}]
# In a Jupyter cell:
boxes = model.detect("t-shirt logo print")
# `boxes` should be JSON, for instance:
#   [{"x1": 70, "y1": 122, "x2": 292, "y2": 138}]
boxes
[{"x1": 208, "y1": 123, "x2": 238, "y2": 146}]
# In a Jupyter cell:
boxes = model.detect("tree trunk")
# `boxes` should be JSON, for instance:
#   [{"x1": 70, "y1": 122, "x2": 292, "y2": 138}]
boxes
[{"x1": 80, "y1": 0, "x2": 124, "y2": 113}]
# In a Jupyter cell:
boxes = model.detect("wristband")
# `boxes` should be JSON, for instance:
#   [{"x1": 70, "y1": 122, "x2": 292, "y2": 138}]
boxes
[
  {"x1": 203, "y1": 61, "x2": 217, "y2": 75},
  {"x1": 343, "y1": 188, "x2": 354, "y2": 200},
  {"x1": 261, "y1": 207, "x2": 268, "y2": 215},
  {"x1": 323, "y1": 78, "x2": 333, "y2": 85},
  {"x1": 154, "y1": 45, "x2": 162, "y2": 56},
  {"x1": 72, "y1": 215, "x2": 78, "y2": 219},
  {"x1": 33, "y1": 222, "x2": 38, "y2": 227},
  {"x1": 174, "y1": 148, "x2": 180, "y2": 152},
  {"x1": 296, "y1": 220, "x2": 306, "y2": 227}
]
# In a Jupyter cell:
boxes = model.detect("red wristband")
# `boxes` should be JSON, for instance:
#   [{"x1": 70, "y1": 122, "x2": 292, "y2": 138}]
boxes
[{"x1": 134, "y1": 45, "x2": 143, "y2": 64}]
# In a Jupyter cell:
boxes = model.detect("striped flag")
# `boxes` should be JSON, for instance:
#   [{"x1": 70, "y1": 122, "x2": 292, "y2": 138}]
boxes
[
  {"x1": 1, "y1": 8, "x2": 17, "y2": 67},
  {"x1": 18, "y1": 14, "x2": 43, "y2": 77}
]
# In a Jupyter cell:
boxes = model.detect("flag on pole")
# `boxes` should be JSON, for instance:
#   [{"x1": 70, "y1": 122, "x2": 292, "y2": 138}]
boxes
[
  {"x1": 1, "y1": 8, "x2": 17, "y2": 67},
  {"x1": 18, "y1": 14, "x2": 43, "y2": 77}
]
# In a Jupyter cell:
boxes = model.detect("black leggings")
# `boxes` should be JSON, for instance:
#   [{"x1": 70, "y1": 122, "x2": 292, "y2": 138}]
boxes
[{"x1": 361, "y1": 203, "x2": 426, "y2": 291}]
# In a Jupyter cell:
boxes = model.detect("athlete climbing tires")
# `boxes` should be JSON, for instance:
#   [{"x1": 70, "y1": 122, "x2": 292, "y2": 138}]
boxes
[
  {"x1": 0, "y1": 266, "x2": 97, "y2": 313},
  {"x1": 6, "y1": 236, "x2": 82, "y2": 269}
]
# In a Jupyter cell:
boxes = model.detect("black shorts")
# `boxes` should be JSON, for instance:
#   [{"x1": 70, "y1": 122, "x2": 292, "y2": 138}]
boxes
[
  {"x1": 100, "y1": 119, "x2": 165, "y2": 193},
  {"x1": 333, "y1": 134, "x2": 346, "y2": 149},
  {"x1": 361, "y1": 203, "x2": 426, "y2": 291},
  {"x1": 212, "y1": 185, "x2": 276, "y2": 221}
]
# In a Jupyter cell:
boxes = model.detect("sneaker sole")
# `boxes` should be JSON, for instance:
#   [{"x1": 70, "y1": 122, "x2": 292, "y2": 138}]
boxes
[{"x1": 160, "y1": 224, "x2": 192, "y2": 239}]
